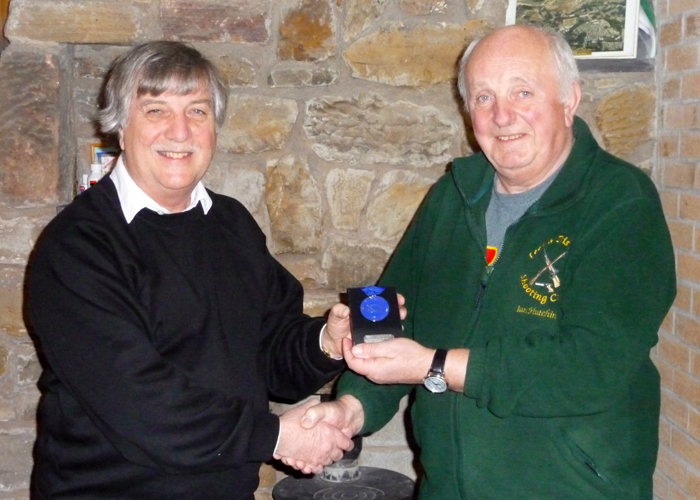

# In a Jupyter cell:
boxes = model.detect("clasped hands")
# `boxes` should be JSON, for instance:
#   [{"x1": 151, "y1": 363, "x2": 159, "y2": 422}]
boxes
[{"x1": 274, "y1": 297, "x2": 437, "y2": 474}]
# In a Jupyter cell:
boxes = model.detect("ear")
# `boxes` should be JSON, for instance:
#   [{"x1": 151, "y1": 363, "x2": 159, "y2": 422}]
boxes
[
  {"x1": 118, "y1": 129, "x2": 125, "y2": 150},
  {"x1": 563, "y1": 81, "x2": 581, "y2": 128}
]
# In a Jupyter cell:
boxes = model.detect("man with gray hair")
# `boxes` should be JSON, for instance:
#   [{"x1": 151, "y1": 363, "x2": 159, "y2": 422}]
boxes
[
  {"x1": 299, "y1": 24, "x2": 676, "y2": 499},
  {"x1": 27, "y1": 41, "x2": 360, "y2": 499}
]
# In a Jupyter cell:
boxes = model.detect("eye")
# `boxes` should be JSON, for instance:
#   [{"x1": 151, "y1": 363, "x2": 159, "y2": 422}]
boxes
[
  {"x1": 473, "y1": 94, "x2": 491, "y2": 106},
  {"x1": 518, "y1": 90, "x2": 533, "y2": 98},
  {"x1": 188, "y1": 105, "x2": 212, "y2": 119}
]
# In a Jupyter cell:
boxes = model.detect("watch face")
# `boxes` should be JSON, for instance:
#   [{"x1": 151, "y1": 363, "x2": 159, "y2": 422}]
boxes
[{"x1": 424, "y1": 375, "x2": 447, "y2": 393}]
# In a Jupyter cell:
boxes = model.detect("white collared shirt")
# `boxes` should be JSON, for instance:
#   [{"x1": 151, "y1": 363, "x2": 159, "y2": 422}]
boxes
[{"x1": 109, "y1": 155, "x2": 212, "y2": 224}]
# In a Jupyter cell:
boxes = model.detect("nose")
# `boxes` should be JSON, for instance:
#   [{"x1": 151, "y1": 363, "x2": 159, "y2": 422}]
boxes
[
  {"x1": 164, "y1": 111, "x2": 192, "y2": 142},
  {"x1": 492, "y1": 98, "x2": 515, "y2": 127}
]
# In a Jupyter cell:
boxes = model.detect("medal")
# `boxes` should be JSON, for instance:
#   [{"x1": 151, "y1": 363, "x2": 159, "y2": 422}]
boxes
[{"x1": 359, "y1": 286, "x2": 390, "y2": 322}]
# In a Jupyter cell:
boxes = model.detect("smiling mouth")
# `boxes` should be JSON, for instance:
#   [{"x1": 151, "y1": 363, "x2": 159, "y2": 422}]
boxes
[
  {"x1": 496, "y1": 134, "x2": 524, "y2": 141},
  {"x1": 160, "y1": 151, "x2": 192, "y2": 159}
]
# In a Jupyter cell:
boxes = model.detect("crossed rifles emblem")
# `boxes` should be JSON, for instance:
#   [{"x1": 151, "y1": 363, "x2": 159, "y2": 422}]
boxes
[{"x1": 528, "y1": 246, "x2": 568, "y2": 293}]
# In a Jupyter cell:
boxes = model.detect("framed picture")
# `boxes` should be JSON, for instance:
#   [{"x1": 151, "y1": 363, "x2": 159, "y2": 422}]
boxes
[
  {"x1": 506, "y1": 0, "x2": 639, "y2": 59},
  {"x1": 90, "y1": 143, "x2": 120, "y2": 173}
]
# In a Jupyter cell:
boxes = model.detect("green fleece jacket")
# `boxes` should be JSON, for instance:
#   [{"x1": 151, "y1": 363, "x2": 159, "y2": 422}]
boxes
[{"x1": 337, "y1": 117, "x2": 676, "y2": 500}]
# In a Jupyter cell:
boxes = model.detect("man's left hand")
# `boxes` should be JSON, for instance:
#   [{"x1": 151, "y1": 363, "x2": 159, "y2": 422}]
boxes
[
  {"x1": 342, "y1": 337, "x2": 433, "y2": 385},
  {"x1": 322, "y1": 294, "x2": 407, "y2": 359}
]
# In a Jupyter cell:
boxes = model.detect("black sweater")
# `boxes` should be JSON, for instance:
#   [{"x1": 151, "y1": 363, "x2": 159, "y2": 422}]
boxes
[{"x1": 28, "y1": 178, "x2": 343, "y2": 499}]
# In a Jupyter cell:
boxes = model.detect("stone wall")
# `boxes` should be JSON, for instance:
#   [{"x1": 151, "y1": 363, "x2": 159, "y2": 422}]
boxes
[{"x1": 0, "y1": 1, "x2": 657, "y2": 499}]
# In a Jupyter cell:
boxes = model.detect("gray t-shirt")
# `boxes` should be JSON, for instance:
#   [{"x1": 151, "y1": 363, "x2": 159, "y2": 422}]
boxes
[{"x1": 485, "y1": 173, "x2": 558, "y2": 265}]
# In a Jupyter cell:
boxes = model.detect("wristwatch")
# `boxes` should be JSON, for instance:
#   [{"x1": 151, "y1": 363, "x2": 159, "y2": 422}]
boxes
[{"x1": 423, "y1": 349, "x2": 448, "y2": 393}]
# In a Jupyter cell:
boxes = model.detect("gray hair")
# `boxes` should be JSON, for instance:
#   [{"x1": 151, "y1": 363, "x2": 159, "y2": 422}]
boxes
[
  {"x1": 97, "y1": 41, "x2": 228, "y2": 135},
  {"x1": 457, "y1": 25, "x2": 580, "y2": 110}
]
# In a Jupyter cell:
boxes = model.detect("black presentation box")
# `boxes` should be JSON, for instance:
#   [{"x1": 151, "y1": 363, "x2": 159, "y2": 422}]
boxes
[{"x1": 347, "y1": 286, "x2": 403, "y2": 345}]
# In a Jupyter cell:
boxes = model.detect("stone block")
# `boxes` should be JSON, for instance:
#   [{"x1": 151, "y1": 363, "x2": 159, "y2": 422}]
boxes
[
  {"x1": 212, "y1": 55, "x2": 257, "y2": 88},
  {"x1": 0, "y1": 208, "x2": 54, "y2": 266},
  {"x1": 21, "y1": 388, "x2": 41, "y2": 422},
  {"x1": 72, "y1": 85, "x2": 102, "y2": 139},
  {"x1": 0, "y1": 265, "x2": 27, "y2": 338},
  {"x1": 0, "y1": 431, "x2": 35, "y2": 492},
  {"x1": 0, "y1": 394, "x2": 16, "y2": 421},
  {"x1": 73, "y1": 45, "x2": 126, "y2": 81},
  {"x1": 5, "y1": 0, "x2": 141, "y2": 44},
  {"x1": 323, "y1": 238, "x2": 391, "y2": 291},
  {"x1": 204, "y1": 160, "x2": 265, "y2": 216},
  {"x1": 203, "y1": 156, "x2": 271, "y2": 241},
  {"x1": 302, "y1": 289, "x2": 340, "y2": 317},
  {"x1": 343, "y1": 0, "x2": 387, "y2": 41},
  {"x1": 265, "y1": 157, "x2": 322, "y2": 255},
  {"x1": 367, "y1": 171, "x2": 433, "y2": 242},
  {"x1": 219, "y1": 96, "x2": 298, "y2": 153},
  {"x1": 399, "y1": 0, "x2": 447, "y2": 15},
  {"x1": 325, "y1": 169, "x2": 375, "y2": 230},
  {"x1": 595, "y1": 85, "x2": 655, "y2": 161},
  {"x1": 466, "y1": 0, "x2": 504, "y2": 16},
  {"x1": 343, "y1": 21, "x2": 492, "y2": 88},
  {"x1": 305, "y1": 93, "x2": 456, "y2": 168},
  {"x1": 160, "y1": 0, "x2": 270, "y2": 43},
  {"x1": 0, "y1": 386, "x2": 40, "y2": 423},
  {"x1": 16, "y1": 352, "x2": 41, "y2": 386},
  {"x1": 258, "y1": 462, "x2": 277, "y2": 488},
  {"x1": 268, "y1": 66, "x2": 339, "y2": 87},
  {"x1": 277, "y1": 255, "x2": 325, "y2": 290},
  {"x1": 0, "y1": 49, "x2": 62, "y2": 205},
  {"x1": 278, "y1": 0, "x2": 336, "y2": 62}
]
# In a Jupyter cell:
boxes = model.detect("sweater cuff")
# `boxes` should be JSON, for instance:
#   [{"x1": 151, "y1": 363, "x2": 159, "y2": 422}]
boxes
[
  {"x1": 248, "y1": 410, "x2": 280, "y2": 463},
  {"x1": 464, "y1": 346, "x2": 486, "y2": 399}
]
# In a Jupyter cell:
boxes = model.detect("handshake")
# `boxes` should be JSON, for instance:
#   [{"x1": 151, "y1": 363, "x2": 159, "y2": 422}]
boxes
[
  {"x1": 272, "y1": 293, "x2": 431, "y2": 475},
  {"x1": 274, "y1": 394, "x2": 365, "y2": 475}
]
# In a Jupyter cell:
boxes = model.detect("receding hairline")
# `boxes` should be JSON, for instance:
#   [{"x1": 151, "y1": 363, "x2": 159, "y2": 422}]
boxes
[
  {"x1": 460, "y1": 24, "x2": 577, "y2": 106},
  {"x1": 467, "y1": 25, "x2": 554, "y2": 69}
]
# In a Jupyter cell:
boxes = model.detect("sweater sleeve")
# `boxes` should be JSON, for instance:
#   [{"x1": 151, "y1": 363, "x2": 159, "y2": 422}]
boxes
[
  {"x1": 465, "y1": 193, "x2": 676, "y2": 418},
  {"x1": 258, "y1": 256, "x2": 346, "y2": 402},
  {"x1": 28, "y1": 213, "x2": 280, "y2": 473}
]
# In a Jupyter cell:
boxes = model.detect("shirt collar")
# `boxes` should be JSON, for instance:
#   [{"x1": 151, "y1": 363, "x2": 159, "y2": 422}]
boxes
[{"x1": 110, "y1": 155, "x2": 212, "y2": 224}]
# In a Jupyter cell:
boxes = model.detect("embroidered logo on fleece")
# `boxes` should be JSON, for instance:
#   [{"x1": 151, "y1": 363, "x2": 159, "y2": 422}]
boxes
[
  {"x1": 518, "y1": 235, "x2": 571, "y2": 314},
  {"x1": 486, "y1": 246, "x2": 498, "y2": 266}
]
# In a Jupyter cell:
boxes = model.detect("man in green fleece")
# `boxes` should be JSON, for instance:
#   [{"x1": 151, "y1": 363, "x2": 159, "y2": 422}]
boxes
[{"x1": 295, "y1": 24, "x2": 676, "y2": 500}]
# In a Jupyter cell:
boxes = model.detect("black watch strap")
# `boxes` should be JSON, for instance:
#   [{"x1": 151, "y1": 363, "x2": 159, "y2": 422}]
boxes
[{"x1": 430, "y1": 348, "x2": 447, "y2": 375}]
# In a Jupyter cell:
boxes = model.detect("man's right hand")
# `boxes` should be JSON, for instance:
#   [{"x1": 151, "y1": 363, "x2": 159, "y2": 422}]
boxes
[
  {"x1": 274, "y1": 399, "x2": 354, "y2": 475},
  {"x1": 300, "y1": 395, "x2": 365, "y2": 438}
]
